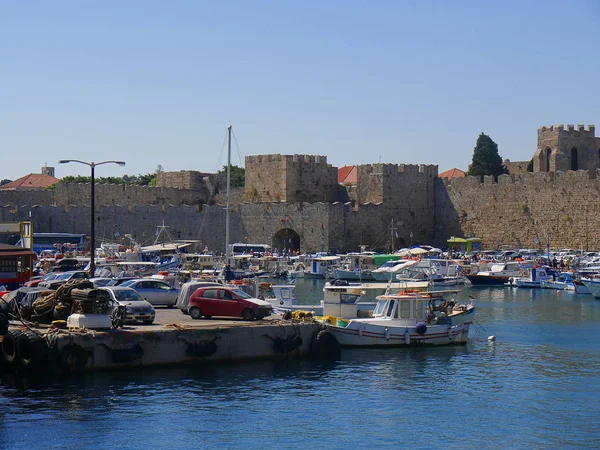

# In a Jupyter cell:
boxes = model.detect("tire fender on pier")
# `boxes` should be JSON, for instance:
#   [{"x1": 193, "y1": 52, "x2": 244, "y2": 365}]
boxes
[
  {"x1": 18, "y1": 330, "x2": 49, "y2": 369},
  {"x1": 2, "y1": 329, "x2": 24, "y2": 367}
]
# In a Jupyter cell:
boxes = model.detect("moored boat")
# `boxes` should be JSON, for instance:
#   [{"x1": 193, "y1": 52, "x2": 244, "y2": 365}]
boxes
[
  {"x1": 540, "y1": 272, "x2": 576, "y2": 290},
  {"x1": 262, "y1": 281, "x2": 372, "y2": 316},
  {"x1": 322, "y1": 289, "x2": 475, "y2": 347},
  {"x1": 509, "y1": 266, "x2": 554, "y2": 288},
  {"x1": 467, "y1": 262, "x2": 524, "y2": 286},
  {"x1": 581, "y1": 278, "x2": 600, "y2": 298}
]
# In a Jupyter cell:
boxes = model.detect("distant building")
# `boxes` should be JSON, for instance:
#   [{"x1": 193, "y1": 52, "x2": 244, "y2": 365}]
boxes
[
  {"x1": 438, "y1": 168, "x2": 466, "y2": 182},
  {"x1": 0, "y1": 165, "x2": 59, "y2": 190},
  {"x1": 338, "y1": 165, "x2": 358, "y2": 185}
]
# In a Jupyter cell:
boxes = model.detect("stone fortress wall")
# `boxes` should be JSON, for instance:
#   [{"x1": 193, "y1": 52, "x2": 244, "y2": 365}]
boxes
[
  {"x1": 245, "y1": 154, "x2": 339, "y2": 203},
  {"x1": 2, "y1": 124, "x2": 600, "y2": 252}
]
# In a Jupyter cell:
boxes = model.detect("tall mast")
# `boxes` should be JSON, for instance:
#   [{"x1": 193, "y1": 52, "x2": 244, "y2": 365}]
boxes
[
  {"x1": 225, "y1": 125, "x2": 232, "y2": 260},
  {"x1": 391, "y1": 218, "x2": 394, "y2": 253}
]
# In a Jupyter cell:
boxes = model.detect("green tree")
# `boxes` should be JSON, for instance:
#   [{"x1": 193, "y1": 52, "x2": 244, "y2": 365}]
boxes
[
  {"x1": 467, "y1": 133, "x2": 508, "y2": 178},
  {"x1": 60, "y1": 173, "x2": 158, "y2": 186},
  {"x1": 218, "y1": 165, "x2": 245, "y2": 187},
  {"x1": 0, "y1": 179, "x2": 12, "y2": 186}
]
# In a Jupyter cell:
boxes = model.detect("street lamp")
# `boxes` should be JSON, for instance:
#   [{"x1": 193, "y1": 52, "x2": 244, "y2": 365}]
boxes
[{"x1": 59, "y1": 159, "x2": 126, "y2": 277}]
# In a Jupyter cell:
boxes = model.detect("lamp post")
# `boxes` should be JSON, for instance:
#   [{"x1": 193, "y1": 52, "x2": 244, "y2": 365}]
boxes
[{"x1": 59, "y1": 159, "x2": 126, "y2": 277}]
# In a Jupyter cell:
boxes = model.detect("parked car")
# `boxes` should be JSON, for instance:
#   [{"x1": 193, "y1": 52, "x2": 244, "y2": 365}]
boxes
[
  {"x1": 188, "y1": 286, "x2": 273, "y2": 320},
  {"x1": 89, "y1": 277, "x2": 114, "y2": 287},
  {"x1": 120, "y1": 279, "x2": 180, "y2": 307},
  {"x1": 100, "y1": 287, "x2": 155, "y2": 324},
  {"x1": 24, "y1": 272, "x2": 61, "y2": 287},
  {"x1": 106, "y1": 277, "x2": 138, "y2": 286},
  {"x1": 38, "y1": 271, "x2": 89, "y2": 289}
]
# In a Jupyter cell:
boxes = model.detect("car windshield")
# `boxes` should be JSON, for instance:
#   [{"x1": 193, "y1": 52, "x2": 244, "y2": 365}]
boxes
[
  {"x1": 57, "y1": 272, "x2": 75, "y2": 280},
  {"x1": 232, "y1": 289, "x2": 252, "y2": 299},
  {"x1": 119, "y1": 280, "x2": 135, "y2": 287},
  {"x1": 112, "y1": 289, "x2": 144, "y2": 301}
]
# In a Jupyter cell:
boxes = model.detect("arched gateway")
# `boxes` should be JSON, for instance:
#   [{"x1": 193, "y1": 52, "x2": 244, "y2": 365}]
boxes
[{"x1": 273, "y1": 228, "x2": 301, "y2": 253}]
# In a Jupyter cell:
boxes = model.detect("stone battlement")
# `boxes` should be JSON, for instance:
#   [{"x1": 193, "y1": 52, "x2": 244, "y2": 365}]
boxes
[
  {"x1": 357, "y1": 163, "x2": 438, "y2": 177},
  {"x1": 245, "y1": 154, "x2": 330, "y2": 166},
  {"x1": 538, "y1": 124, "x2": 595, "y2": 136}
]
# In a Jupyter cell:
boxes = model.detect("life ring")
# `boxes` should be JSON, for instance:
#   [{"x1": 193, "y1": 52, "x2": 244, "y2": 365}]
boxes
[
  {"x1": 231, "y1": 280, "x2": 243, "y2": 285},
  {"x1": 518, "y1": 270, "x2": 526, "y2": 276}
]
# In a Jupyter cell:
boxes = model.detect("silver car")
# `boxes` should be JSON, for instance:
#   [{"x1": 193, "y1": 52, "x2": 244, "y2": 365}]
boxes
[
  {"x1": 120, "y1": 279, "x2": 180, "y2": 307},
  {"x1": 100, "y1": 286, "x2": 156, "y2": 324}
]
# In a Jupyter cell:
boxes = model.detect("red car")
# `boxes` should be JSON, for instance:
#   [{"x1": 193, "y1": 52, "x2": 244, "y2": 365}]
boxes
[{"x1": 188, "y1": 286, "x2": 273, "y2": 321}]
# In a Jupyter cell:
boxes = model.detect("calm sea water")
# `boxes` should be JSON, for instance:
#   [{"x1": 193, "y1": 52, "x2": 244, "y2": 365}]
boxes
[{"x1": 1, "y1": 280, "x2": 600, "y2": 449}]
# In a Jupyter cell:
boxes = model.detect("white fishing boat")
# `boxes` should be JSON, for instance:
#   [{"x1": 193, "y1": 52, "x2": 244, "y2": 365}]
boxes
[
  {"x1": 304, "y1": 255, "x2": 340, "y2": 278},
  {"x1": 540, "y1": 272, "x2": 576, "y2": 290},
  {"x1": 287, "y1": 261, "x2": 306, "y2": 278},
  {"x1": 330, "y1": 252, "x2": 376, "y2": 281},
  {"x1": 262, "y1": 281, "x2": 373, "y2": 316},
  {"x1": 322, "y1": 289, "x2": 475, "y2": 347},
  {"x1": 508, "y1": 266, "x2": 554, "y2": 288},
  {"x1": 580, "y1": 278, "x2": 600, "y2": 298}
]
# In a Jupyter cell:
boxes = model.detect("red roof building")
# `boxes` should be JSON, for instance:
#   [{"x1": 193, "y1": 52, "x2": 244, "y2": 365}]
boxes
[
  {"x1": 0, "y1": 173, "x2": 59, "y2": 190},
  {"x1": 438, "y1": 168, "x2": 466, "y2": 182},
  {"x1": 338, "y1": 165, "x2": 358, "y2": 185}
]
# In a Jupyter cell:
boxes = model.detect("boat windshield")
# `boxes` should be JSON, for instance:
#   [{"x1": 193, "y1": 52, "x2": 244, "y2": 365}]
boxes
[{"x1": 373, "y1": 299, "x2": 387, "y2": 316}]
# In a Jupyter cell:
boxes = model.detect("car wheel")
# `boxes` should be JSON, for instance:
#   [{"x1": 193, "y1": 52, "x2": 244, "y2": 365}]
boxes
[
  {"x1": 189, "y1": 307, "x2": 203, "y2": 320},
  {"x1": 241, "y1": 309, "x2": 255, "y2": 321}
]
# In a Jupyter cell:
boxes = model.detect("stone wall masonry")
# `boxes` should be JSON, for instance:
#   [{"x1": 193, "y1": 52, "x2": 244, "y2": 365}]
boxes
[
  {"x1": 439, "y1": 170, "x2": 600, "y2": 250},
  {"x1": 356, "y1": 163, "x2": 437, "y2": 205},
  {"x1": 236, "y1": 202, "x2": 338, "y2": 253},
  {"x1": 157, "y1": 171, "x2": 214, "y2": 191},
  {"x1": 245, "y1": 155, "x2": 289, "y2": 203},
  {"x1": 0, "y1": 189, "x2": 55, "y2": 207},
  {"x1": 53, "y1": 183, "x2": 211, "y2": 207},
  {"x1": 244, "y1": 154, "x2": 337, "y2": 204}
]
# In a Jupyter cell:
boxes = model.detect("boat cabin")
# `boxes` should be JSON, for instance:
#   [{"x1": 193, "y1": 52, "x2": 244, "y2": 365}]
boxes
[{"x1": 373, "y1": 290, "x2": 460, "y2": 325}]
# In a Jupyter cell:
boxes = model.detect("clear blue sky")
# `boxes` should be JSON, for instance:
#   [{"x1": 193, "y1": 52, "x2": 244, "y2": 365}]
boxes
[{"x1": 2, "y1": 0, "x2": 599, "y2": 181}]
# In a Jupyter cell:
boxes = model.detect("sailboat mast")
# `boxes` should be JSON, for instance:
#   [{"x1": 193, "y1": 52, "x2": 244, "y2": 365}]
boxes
[
  {"x1": 391, "y1": 218, "x2": 394, "y2": 253},
  {"x1": 225, "y1": 125, "x2": 232, "y2": 260}
]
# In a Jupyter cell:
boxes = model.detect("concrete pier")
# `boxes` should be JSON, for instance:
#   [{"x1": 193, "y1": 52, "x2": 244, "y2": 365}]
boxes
[{"x1": 0, "y1": 312, "x2": 326, "y2": 375}]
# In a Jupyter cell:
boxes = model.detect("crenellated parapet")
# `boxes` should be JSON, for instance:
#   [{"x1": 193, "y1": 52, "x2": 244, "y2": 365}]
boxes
[
  {"x1": 538, "y1": 124, "x2": 595, "y2": 135},
  {"x1": 534, "y1": 124, "x2": 599, "y2": 173}
]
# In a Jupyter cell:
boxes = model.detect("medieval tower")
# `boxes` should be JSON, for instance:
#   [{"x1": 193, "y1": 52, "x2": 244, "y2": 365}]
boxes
[{"x1": 533, "y1": 125, "x2": 600, "y2": 173}]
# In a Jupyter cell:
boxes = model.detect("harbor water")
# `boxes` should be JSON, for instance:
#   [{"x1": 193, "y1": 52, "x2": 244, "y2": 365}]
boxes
[{"x1": 2, "y1": 279, "x2": 600, "y2": 449}]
